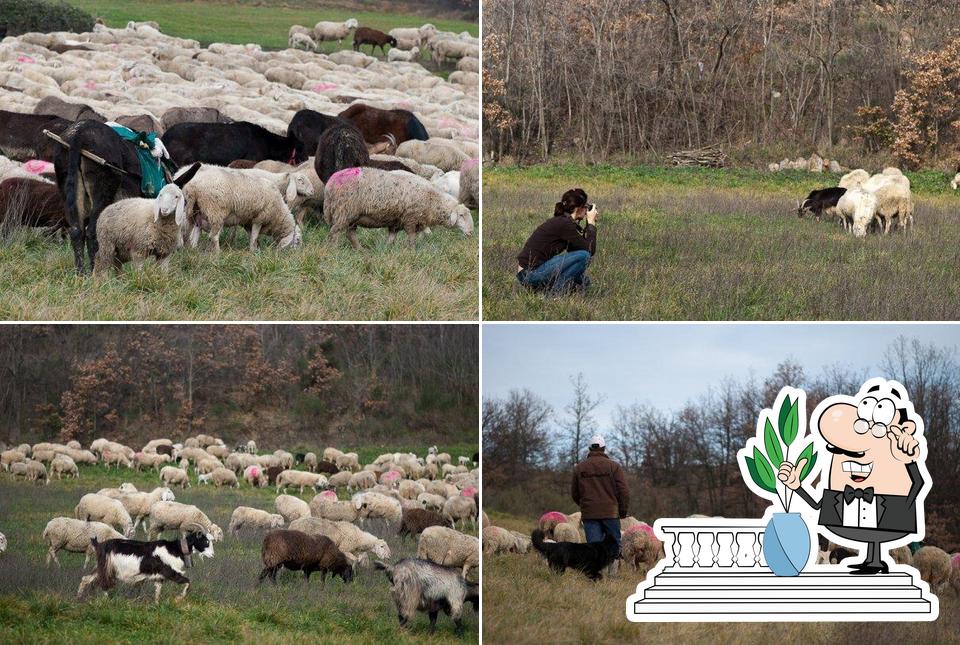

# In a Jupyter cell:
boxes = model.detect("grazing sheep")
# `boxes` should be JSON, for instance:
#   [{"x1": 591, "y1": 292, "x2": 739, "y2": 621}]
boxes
[
  {"x1": 348, "y1": 470, "x2": 376, "y2": 491},
  {"x1": 160, "y1": 465, "x2": 190, "y2": 489},
  {"x1": 313, "y1": 19, "x2": 359, "y2": 46},
  {"x1": 9, "y1": 462, "x2": 29, "y2": 480},
  {"x1": 275, "y1": 494, "x2": 312, "y2": 523},
  {"x1": 74, "y1": 494, "x2": 134, "y2": 537},
  {"x1": 259, "y1": 529, "x2": 355, "y2": 586},
  {"x1": 353, "y1": 27, "x2": 397, "y2": 55},
  {"x1": 354, "y1": 492, "x2": 403, "y2": 525},
  {"x1": 117, "y1": 487, "x2": 176, "y2": 532},
  {"x1": 147, "y1": 501, "x2": 223, "y2": 542},
  {"x1": 310, "y1": 498, "x2": 360, "y2": 523},
  {"x1": 375, "y1": 558, "x2": 478, "y2": 636},
  {"x1": 210, "y1": 466, "x2": 239, "y2": 488},
  {"x1": 181, "y1": 166, "x2": 302, "y2": 253},
  {"x1": 483, "y1": 526, "x2": 522, "y2": 555},
  {"x1": 839, "y1": 168, "x2": 870, "y2": 190},
  {"x1": 552, "y1": 522, "x2": 582, "y2": 543},
  {"x1": 621, "y1": 524, "x2": 664, "y2": 571},
  {"x1": 862, "y1": 172, "x2": 913, "y2": 232},
  {"x1": 399, "y1": 508, "x2": 451, "y2": 539},
  {"x1": 431, "y1": 170, "x2": 460, "y2": 201},
  {"x1": 459, "y1": 159, "x2": 478, "y2": 209},
  {"x1": 836, "y1": 188, "x2": 879, "y2": 237},
  {"x1": 336, "y1": 452, "x2": 360, "y2": 472},
  {"x1": 25, "y1": 459, "x2": 48, "y2": 484},
  {"x1": 42, "y1": 517, "x2": 123, "y2": 567},
  {"x1": 288, "y1": 517, "x2": 391, "y2": 562},
  {"x1": 388, "y1": 24, "x2": 438, "y2": 47},
  {"x1": 1, "y1": 449, "x2": 26, "y2": 471},
  {"x1": 289, "y1": 31, "x2": 318, "y2": 52},
  {"x1": 303, "y1": 452, "x2": 318, "y2": 472},
  {"x1": 399, "y1": 480, "x2": 425, "y2": 500},
  {"x1": 417, "y1": 526, "x2": 479, "y2": 578},
  {"x1": 396, "y1": 140, "x2": 468, "y2": 173},
  {"x1": 538, "y1": 511, "x2": 568, "y2": 539},
  {"x1": 951, "y1": 167, "x2": 960, "y2": 191},
  {"x1": 328, "y1": 470, "x2": 353, "y2": 488},
  {"x1": 441, "y1": 496, "x2": 477, "y2": 531},
  {"x1": 914, "y1": 546, "x2": 953, "y2": 591},
  {"x1": 93, "y1": 163, "x2": 200, "y2": 273},
  {"x1": 457, "y1": 56, "x2": 479, "y2": 73},
  {"x1": 325, "y1": 167, "x2": 473, "y2": 248},
  {"x1": 276, "y1": 470, "x2": 327, "y2": 494},
  {"x1": 0, "y1": 532, "x2": 6, "y2": 555},
  {"x1": 323, "y1": 447, "x2": 344, "y2": 462},
  {"x1": 387, "y1": 46, "x2": 420, "y2": 63},
  {"x1": 890, "y1": 545, "x2": 913, "y2": 566},
  {"x1": 229, "y1": 506, "x2": 284, "y2": 534},
  {"x1": 244, "y1": 464, "x2": 265, "y2": 487}
]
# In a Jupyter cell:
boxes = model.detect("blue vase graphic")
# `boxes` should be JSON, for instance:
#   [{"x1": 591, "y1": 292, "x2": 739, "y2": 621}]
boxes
[{"x1": 763, "y1": 512, "x2": 810, "y2": 576}]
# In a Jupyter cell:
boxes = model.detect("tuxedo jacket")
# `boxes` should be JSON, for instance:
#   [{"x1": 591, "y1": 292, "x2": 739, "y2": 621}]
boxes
[{"x1": 795, "y1": 462, "x2": 923, "y2": 534}]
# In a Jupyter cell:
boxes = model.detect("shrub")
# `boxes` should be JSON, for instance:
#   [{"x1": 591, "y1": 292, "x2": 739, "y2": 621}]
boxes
[{"x1": 0, "y1": 0, "x2": 94, "y2": 36}]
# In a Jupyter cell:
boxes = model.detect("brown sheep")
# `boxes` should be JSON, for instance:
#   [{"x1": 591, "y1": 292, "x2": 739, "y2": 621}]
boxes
[
  {"x1": 398, "y1": 508, "x2": 451, "y2": 539},
  {"x1": 621, "y1": 527, "x2": 664, "y2": 571},
  {"x1": 338, "y1": 104, "x2": 428, "y2": 145},
  {"x1": 265, "y1": 465, "x2": 284, "y2": 485},
  {"x1": 0, "y1": 178, "x2": 67, "y2": 233},
  {"x1": 258, "y1": 529, "x2": 354, "y2": 586},
  {"x1": 352, "y1": 27, "x2": 397, "y2": 55}
]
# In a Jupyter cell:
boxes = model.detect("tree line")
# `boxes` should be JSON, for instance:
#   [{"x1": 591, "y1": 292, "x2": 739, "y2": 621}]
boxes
[
  {"x1": 483, "y1": 337, "x2": 960, "y2": 550},
  {"x1": 0, "y1": 325, "x2": 477, "y2": 448},
  {"x1": 483, "y1": 0, "x2": 960, "y2": 168}
]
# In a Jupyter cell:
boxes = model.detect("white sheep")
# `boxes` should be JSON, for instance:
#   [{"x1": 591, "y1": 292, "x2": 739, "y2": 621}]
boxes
[
  {"x1": 1, "y1": 449, "x2": 26, "y2": 471},
  {"x1": 442, "y1": 495, "x2": 477, "y2": 530},
  {"x1": 229, "y1": 506, "x2": 284, "y2": 534},
  {"x1": 93, "y1": 164, "x2": 201, "y2": 274},
  {"x1": 303, "y1": 452, "x2": 318, "y2": 472},
  {"x1": 313, "y1": 19, "x2": 359, "y2": 46},
  {"x1": 276, "y1": 470, "x2": 327, "y2": 494},
  {"x1": 310, "y1": 497, "x2": 360, "y2": 522},
  {"x1": 457, "y1": 56, "x2": 479, "y2": 73},
  {"x1": 289, "y1": 517, "x2": 391, "y2": 563},
  {"x1": 431, "y1": 170, "x2": 461, "y2": 200},
  {"x1": 417, "y1": 492, "x2": 446, "y2": 512},
  {"x1": 398, "y1": 479, "x2": 425, "y2": 500},
  {"x1": 25, "y1": 459, "x2": 48, "y2": 484},
  {"x1": 483, "y1": 526, "x2": 522, "y2": 555},
  {"x1": 42, "y1": 517, "x2": 124, "y2": 567},
  {"x1": 182, "y1": 166, "x2": 302, "y2": 253},
  {"x1": 147, "y1": 501, "x2": 224, "y2": 541},
  {"x1": 328, "y1": 471, "x2": 352, "y2": 488},
  {"x1": 274, "y1": 494, "x2": 311, "y2": 522},
  {"x1": 836, "y1": 188, "x2": 879, "y2": 238},
  {"x1": 396, "y1": 140, "x2": 469, "y2": 173},
  {"x1": 388, "y1": 24, "x2": 437, "y2": 47},
  {"x1": 335, "y1": 452, "x2": 360, "y2": 471},
  {"x1": 459, "y1": 159, "x2": 478, "y2": 209},
  {"x1": 323, "y1": 447, "x2": 344, "y2": 462},
  {"x1": 289, "y1": 31, "x2": 318, "y2": 52},
  {"x1": 387, "y1": 46, "x2": 420, "y2": 63},
  {"x1": 838, "y1": 168, "x2": 870, "y2": 190},
  {"x1": 74, "y1": 494, "x2": 134, "y2": 537},
  {"x1": 117, "y1": 487, "x2": 176, "y2": 531},
  {"x1": 348, "y1": 470, "x2": 376, "y2": 491},
  {"x1": 0, "y1": 532, "x2": 6, "y2": 555},
  {"x1": 353, "y1": 492, "x2": 403, "y2": 525},
  {"x1": 417, "y1": 526, "x2": 479, "y2": 578},
  {"x1": 862, "y1": 172, "x2": 913, "y2": 233},
  {"x1": 160, "y1": 465, "x2": 190, "y2": 489},
  {"x1": 951, "y1": 169, "x2": 960, "y2": 191},
  {"x1": 325, "y1": 167, "x2": 473, "y2": 249},
  {"x1": 210, "y1": 466, "x2": 239, "y2": 488}
]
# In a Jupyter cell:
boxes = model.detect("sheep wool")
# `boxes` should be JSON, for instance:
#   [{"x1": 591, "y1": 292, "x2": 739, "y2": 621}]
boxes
[
  {"x1": 416, "y1": 526, "x2": 479, "y2": 578},
  {"x1": 324, "y1": 167, "x2": 473, "y2": 249}
]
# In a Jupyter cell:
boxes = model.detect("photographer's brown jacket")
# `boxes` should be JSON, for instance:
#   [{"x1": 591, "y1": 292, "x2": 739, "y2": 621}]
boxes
[{"x1": 571, "y1": 450, "x2": 630, "y2": 520}]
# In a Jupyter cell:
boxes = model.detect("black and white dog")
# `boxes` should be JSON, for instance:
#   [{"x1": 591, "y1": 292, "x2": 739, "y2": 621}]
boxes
[
  {"x1": 531, "y1": 529, "x2": 619, "y2": 581},
  {"x1": 78, "y1": 531, "x2": 214, "y2": 602}
]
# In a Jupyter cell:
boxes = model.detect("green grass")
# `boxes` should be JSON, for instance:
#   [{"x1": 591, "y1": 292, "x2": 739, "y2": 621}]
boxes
[
  {"x1": 482, "y1": 164, "x2": 960, "y2": 320},
  {"x1": 66, "y1": 0, "x2": 477, "y2": 50},
  {"x1": 0, "y1": 444, "x2": 478, "y2": 643},
  {"x1": 483, "y1": 512, "x2": 960, "y2": 644},
  {"x1": 0, "y1": 220, "x2": 478, "y2": 320}
]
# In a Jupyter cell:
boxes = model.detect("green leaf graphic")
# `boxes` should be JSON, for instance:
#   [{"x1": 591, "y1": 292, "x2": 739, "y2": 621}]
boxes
[
  {"x1": 781, "y1": 399, "x2": 799, "y2": 447},
  {"x1": 798, "y1": 442, "x2": 817, "y2": 481},
  {"x1": 753, "y1": 446, "x2": 777, "y2": 491},
  {"x1": 745, "y1": 455, "x2": 777, "y2": 494},
  {"x1": 764, "y1": 417, "x2": 783, "y2": 467},
  {"x1": 778, "y1": 396, "x2": 792, "y2": 435}
]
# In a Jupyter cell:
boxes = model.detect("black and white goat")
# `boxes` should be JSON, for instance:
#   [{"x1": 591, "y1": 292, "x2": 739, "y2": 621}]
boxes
[
  {"x1": 797, "y1": 186, "x2": 847, "y2": 222},
  {"x1": 77, "y1": 529, "x2": 214, "y2": 602}
]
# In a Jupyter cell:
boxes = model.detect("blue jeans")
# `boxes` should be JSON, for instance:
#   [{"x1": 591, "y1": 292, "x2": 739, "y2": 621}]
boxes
[
  {"x1": 583, "y1": 518, "x2": 621, "y2": 551},
  {"x1": 518, "y1": 250, "x2": 591, "y2": 293}
]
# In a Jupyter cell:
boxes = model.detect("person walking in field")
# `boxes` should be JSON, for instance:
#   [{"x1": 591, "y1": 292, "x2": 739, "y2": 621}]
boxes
[
  {"x1": 516, "y1": 188, "x2": 598, "y2": 293},
  {"x1": 571, "y1": 434, "x2": 629, "y2": 575}
]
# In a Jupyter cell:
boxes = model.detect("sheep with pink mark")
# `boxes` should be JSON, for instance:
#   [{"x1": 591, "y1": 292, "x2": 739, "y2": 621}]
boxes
[
  {"x1": 538, "y1": 511, "x2": 568, "y2": 539},
  {"x1": 621, "y1": 521, "x2": 664, "y2": 571},
  {"x1": 380, "y1": 469, "x2": 403, "y2": 487},
  {"x1": 244, "y1": 464, "x2": 266, "y2": 487},
  {"x1": 324, "y1": 166, "x2": 474, "y2": 249}
]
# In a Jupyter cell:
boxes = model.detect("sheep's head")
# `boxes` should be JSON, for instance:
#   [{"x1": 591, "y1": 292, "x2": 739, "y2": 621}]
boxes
[
  {"x1": 278, "y1": 224, "x2": 302, "y2": 249},
  {"x1": 345, "y1": 18, "x2": 359, "y2": 29},
  {"x1": 447, "y1": 205, "x2": 474, "y2": 235},
  {"x1": 373, "y1": 540, "x2": 391, "y2": 559},
  {"x1": 952, "y1": 172, "x2": 959, "y2": 190},
  {"x1": 209, "y1": 524, "x2": 224, "y2": 542},
  {"x1": 270, "y1": 514, "x2": 285, "y2": 529},
  {"x1": 119, "y1": 482, "x2": 137, "y2": 493},
  {"x1": 287, "y1": 173, "x2": 314, "y2": 199},
  {"x1": 159, "y1": 487, "x2": 176, "y2": 501}
]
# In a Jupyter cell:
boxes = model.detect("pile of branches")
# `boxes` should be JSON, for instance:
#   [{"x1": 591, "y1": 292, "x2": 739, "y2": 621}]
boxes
[{"x1": 667, "y1": 144, "x2": 728, "y2": 168}]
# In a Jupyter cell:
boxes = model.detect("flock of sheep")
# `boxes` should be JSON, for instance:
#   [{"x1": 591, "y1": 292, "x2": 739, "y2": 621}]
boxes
[
  {"x1": 0, "y1": 20, "x2": 478, "y2": 274},
  {"x1": 1, "y1": 434, "x2": 479, "y2": 632},
  {"x1": 287, "y1": 19, "x2": 479, "y2": 73},
  {"x1": 797, "y1": 167, "x2": 914, "y2": 237},
  {"x1": 483, "y1": 509, "x2": 960, "y2": 594}
]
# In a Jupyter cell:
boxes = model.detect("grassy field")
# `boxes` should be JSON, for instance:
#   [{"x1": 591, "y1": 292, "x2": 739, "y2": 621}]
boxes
[
  {"x1": 0, "y1": 219, "x2": 478, "y2": 320},
  {"x1": 482, "y1": 165, "x2": 960, "y2": 320},
  {"x1": 0, "y1": 443, "x2": 478, "y2": 643},
  {"x1": 483, "y1": 511, "x2": 960, "y2": 644},
  {"x1": 66, "y1": 0, "x2": 477, "y2": 48}
]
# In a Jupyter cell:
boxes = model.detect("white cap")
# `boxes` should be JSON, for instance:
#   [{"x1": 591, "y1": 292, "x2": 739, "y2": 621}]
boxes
[{"x1": 589, "y1": 434, "x2": 605, "y2": 448}]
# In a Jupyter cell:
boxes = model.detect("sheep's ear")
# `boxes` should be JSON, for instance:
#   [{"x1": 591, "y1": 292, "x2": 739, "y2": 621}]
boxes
[
  {"x1": 285, "y1": 175, "x2": 297, "y2": 203},
  {"x1": 174, "y1": 162, "x2": 202, "y2": 189},
  {"x1": 153, "y1": 197, "x2": 161, "y2": 223},
  {"x1": 175, "y1": 195, "x2": 186, "y2": 227}
]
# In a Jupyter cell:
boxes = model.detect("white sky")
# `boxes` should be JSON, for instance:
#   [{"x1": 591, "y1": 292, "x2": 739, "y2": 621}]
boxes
[{"x1": 482, "y1": 323, "x2": 960, "y2": 428}]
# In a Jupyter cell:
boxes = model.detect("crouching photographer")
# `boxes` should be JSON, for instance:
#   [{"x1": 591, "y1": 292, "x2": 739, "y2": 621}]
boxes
[{"x1": 516, "y1": 188, "x2": 598, "y2": 294}]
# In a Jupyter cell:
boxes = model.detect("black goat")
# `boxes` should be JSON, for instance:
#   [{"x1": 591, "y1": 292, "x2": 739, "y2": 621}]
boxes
[
  {"x1": 163, "y1": 121, "x2": 299, "y2": 167},
  {"x1": 314, "y1": 122, "x2": 369, "y2": 183},
  {"x1": 287, "y1": 109, "x2": 349, "y2": 165},
  {"x1": 0, "y1": 110, "x2": 70, "y2": 161},
  {"x1": 798, "y1": 187, "x2": 846, "y2": 221}
]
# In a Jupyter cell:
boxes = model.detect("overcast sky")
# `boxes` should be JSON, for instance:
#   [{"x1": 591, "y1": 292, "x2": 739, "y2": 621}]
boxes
[{"x1": 482, "y1": 324, "x2": 960, "y2": 430}]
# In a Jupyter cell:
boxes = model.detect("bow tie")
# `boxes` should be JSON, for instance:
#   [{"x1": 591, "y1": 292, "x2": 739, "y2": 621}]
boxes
[{"x1": 843, "y1": 485, "x2": 874, "y2": 504}]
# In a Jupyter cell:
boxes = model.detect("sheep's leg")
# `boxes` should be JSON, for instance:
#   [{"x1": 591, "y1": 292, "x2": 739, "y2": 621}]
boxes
[
  {"x1": 404, "y1": 224, "x2": 418, "y2": 248},
  {"x1": 428, "y1": 610, "x2": 439, "y2": 631},
  {"x1": 77, "y1": 573, "x2": 97, "y2": 598},
  {"x1": 177, "y1": 582, "x2": 189, "y2": 600},
  {"x1": 210, "y1": 226, "x2": 222, "y2": 254},
  {"x1": 257, "y1": 567, "x2": 274, "y2": 585},
  {"x1": 386, "y1": 229, "x2": 398, "y2": 244},
  {"x1": 249, "y1": 222, "x2": 262, "y2": 251},
  {"x1": 48, "y1": 546, "x2": 60, "y2": 567},
  {"x1": 157, "y1": 256, "x2": 172, "y2": 272},
  {"x1": 346, "y1": 228, "x2": 361, "y2": 250}
]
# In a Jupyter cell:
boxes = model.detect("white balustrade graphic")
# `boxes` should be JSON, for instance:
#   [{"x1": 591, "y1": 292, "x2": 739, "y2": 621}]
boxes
[{"x1": 658, "y1": 522, "x2": 768, "y2": 570}]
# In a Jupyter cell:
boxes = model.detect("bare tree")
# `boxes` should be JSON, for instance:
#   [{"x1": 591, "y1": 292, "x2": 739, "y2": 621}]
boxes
[{"x1": 561, "y1": 372, "x2": 605, "y2": 466}]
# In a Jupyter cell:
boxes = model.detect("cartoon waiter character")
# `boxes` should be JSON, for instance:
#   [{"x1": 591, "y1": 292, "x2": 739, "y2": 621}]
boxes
[{"x1": 777, "y1": 378, "x2": 930, "y2": 575}]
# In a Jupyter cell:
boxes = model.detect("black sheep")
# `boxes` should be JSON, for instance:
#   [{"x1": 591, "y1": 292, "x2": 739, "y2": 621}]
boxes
[
  {"x1": 287, "y1": 109, "x2": 349, "y2": 165},
  {"x1": 398, "y1": 508, "x2": 451, "y2": 539},
  {"x1": 352, "y1": 27, "x2": 397, "y2": 55},
  {"x1": 315, "y1": 460, "x2": 339, "y2": 475},
  {"x1": 0, "y1": 110, "x2": 71, "y2": 161},
  {"x1": 314, "y1": 123, "x2": 369, "y2": 183},
  {"x1": 258, "y1": 529, "x2": 354, "y2": 586},
  {"x1": 163, "y1": 121, "x2": 298, "y2": 167}
]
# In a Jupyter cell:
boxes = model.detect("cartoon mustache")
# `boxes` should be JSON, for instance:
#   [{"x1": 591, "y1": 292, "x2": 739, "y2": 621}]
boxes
[{"x1": 825, "y1": 443, "x2": 866, "y2": 458}]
